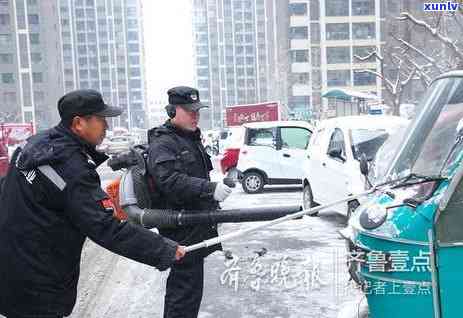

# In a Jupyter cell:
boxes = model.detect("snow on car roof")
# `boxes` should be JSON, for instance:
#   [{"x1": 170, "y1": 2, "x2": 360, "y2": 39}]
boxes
[
  {"x1": 242, "y1": 120, "x2": 314, "y2": 130},
  {"x1": 317, "y1": 115, "x2": 409, "y2": 131},
  {"x1": 433, "y1": 70, "x2": 463, "y2": 83}
]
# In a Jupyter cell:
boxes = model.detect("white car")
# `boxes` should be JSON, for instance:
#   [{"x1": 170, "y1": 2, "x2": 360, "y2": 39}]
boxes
[
  {"x1": 221, "y1": 121, "x2": 314, "y2": 193},
  {"x1": 301, "y1": 115, "x2": 409, "y2": 218},
  {"x1": 100, "y1": 135, "x2": 135, "y2": 155}
]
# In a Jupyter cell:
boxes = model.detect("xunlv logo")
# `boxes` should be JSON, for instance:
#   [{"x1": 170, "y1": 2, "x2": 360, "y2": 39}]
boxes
[{"x1": 423, "y1": 1, "x2": 460, "y2": 11}]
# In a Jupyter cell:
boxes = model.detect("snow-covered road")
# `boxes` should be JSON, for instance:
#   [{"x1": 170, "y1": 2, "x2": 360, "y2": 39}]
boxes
[{"x1": 68, "y1": 161, "x2": 362, "y2": 318}]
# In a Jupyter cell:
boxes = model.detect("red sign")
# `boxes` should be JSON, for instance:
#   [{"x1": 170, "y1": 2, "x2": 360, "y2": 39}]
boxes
[{"x1": 226, "y1": 102, "x2": 279, "y2": 126}]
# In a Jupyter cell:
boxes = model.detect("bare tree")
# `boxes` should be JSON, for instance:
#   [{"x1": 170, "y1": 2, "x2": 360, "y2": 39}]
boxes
[
  {"x1": 355, "y1": 9, "x2": 463, "y2": 114},
  {"x1": 354, "y1": 48, "x2": 416, "y2": 115}
]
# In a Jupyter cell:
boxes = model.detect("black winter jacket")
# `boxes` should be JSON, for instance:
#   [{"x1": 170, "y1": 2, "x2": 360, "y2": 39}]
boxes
[
  {"x1": 147, "y1": 120, "x2": 222, "y2": 262},
  {"x1": 0, "y1": 123, "x2": 179, "y2": 317}
]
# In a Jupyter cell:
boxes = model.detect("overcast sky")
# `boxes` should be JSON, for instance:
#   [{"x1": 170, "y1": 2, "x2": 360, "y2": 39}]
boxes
[{"x1": 141, "y1": 0, "x2": 194, "y2": 105}]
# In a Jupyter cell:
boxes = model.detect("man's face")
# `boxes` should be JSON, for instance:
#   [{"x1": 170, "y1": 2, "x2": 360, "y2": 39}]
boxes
[
  {"x1": 172, "y1": 106, "x2": 200, "y2": 131},
  {"x1": 71, "y1": 115, "x2": 108, "y2": 146}
]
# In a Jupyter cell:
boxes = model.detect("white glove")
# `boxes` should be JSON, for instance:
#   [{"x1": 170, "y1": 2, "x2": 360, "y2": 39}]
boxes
[{"x1": 213, "y1": 182, "x2": 233, "y2": 202}]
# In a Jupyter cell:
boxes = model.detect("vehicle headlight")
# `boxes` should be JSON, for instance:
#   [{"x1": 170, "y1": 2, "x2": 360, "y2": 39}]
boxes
[{"x1": 359, "y1": 203, "x2": 388, "y2": 230}]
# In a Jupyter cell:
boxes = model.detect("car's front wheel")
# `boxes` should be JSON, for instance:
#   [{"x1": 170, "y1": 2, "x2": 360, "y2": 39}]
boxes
[
  {"x1": 242, "y1": 172, "x2": 265, "y2": 194},
  {"x1": 303, "y1": 182, "x2": 319, "y2": 216}
]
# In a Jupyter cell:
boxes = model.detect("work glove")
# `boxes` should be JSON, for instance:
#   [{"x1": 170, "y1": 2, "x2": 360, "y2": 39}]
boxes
[{"x1": 213, "y1": 182, "x2": 233, "y2": 202}]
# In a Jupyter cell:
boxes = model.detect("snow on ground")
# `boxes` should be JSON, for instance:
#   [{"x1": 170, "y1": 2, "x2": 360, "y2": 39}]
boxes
[{"x1": 68, "y1": 159, "x2": 363, "y2": 318}]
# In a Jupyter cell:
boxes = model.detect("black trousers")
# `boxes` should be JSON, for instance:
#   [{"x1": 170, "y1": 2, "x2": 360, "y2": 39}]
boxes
[{"x1": 163, "y1": 259, "x2": 204, "y2": 318}]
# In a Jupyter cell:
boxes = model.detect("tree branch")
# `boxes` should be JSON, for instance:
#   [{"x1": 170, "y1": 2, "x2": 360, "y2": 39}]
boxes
[{"x1": 397, "y1": 12, "x2": 463, "y2": 60}]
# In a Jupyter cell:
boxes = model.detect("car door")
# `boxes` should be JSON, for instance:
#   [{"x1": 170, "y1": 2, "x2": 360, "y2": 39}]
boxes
[
  {"x1": 323, "y1": 127, "x2": 350, "y2": 212},
  {"x1": 435, "y1": 174, "x2": 463, "y2": 318},
  {"x1": 307, "y1": 125, "x2": 331, "y2": 204},
  {"x1": 277, "y1": 126, "x2": 312, "y2": 180},
  {"x1": 238, "y1": 127, "x2": 281, "y2": 178}
]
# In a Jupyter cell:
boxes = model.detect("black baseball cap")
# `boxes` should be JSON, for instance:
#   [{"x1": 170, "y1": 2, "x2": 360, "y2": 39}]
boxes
[
  {"x1": 58, "y1": 89, "x2": 122, "y2": 120},
  {"x1": 165, "y1": 86, "x2": 208, "y2": 112}
]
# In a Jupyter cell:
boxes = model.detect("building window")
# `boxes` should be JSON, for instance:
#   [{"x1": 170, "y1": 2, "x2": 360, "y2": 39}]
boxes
[
  {"x1": 310, "y1": 0, "x2": 320, "y2": 20},
  {"x1": 0, "y1": 0, "x2": 8, "y2": 7},
  {"x1": 0, "y1": 53, "x2": 12, "y2": 64},
  {"x1": 32, "y1": 72, "x2": 43, "y2": 83},
  {"x1": 0, "y1": 14, "x2": 10, "y2": 26},
  {"x1": 327, "y1": 47, "x2": 350, "y2": 64},
  {"x1": 127, "y1": 31, "x2": 138, "y2": 41},
  {"x1": 129, "y1": 55, "x2": 140, "y2": 64},
  {"x1": 352, "y1": 0, "x2": 375, "y2": 16},
  {"x1": 0, "y1": 33, "x2": 11, "y2": 46},
  {"x1": 4, "y1": 92, "x2": 17, "y2": 104},
  {"x1": 289, "y1": 26, "x2": 308, "y2": 40},
  {"x1": 65, "y1": 81, "x2": 74, "y2": 89},
  {"x1": 353, "y1": 23, "x2": 375, "y2": 40},
  {"x1": 126, "y1": 7, "x2": 137, "y2": 17},
  {"x1": 326, "y1": 0, "x2": 349, "y2": 16},
  {"x1": 1, "y1": 73, "x2": 14, "y2": 84},
  {"x1": 76, "y1": 21, "x2": 85, "y2": 31},
  {"x1": 327, "y1": 70, "x2": 351, "y2": 86},
  {"x1": 28, "y1": 14, "x2": 39, "y2": 25},
  {"x1": 311, "y1": 48, "x2": 320, "y2": 66},
  {"x1": 354, "y1": 69, "x2": 376, "y2": 86},
  {"x1": 291, "y1": 50, "x2": 309, "y2": 63},
  {"x1": 29, "y1": 33, "x2": 39, "y2": 45},
  {"x1": 289, "y1": 95, "x2": 310, "y2": 108},
  {"x1": 353, "y1": 46, "x2": 376, "y2": 62},
  {"x1": 197, "y1": 68, "x2": 209, "y2": 77},
  {"x1": 128, "y1": 43, "x2": 139, "y2": 52},
  {"x1": 292, "y1": 73, "x2": 310, "y2": 84},
  {"x1": 326, "y1": 23, "x2": 349, "y2": 41},
  {"x1": 289, "y1": 3, "x2": 307, "y2": 16},
  {"x1": 127, "y1": 19, "x2": 138, "y2": 28},
  {"x1": 130, "y1": 68, "x2": 141, "y2": 77},
  {"x1": 33, "y1": 91, "x2": 45, "y2": 103},
  {"x1": 310, "y1": 23, "x2": 320, "y2": 43},
  {"x1": 30, "y1": 52, "x2": 42, "y2": 63},
  {"x1": 130, "y1": 79, "x2": 141, "y2": 89}
]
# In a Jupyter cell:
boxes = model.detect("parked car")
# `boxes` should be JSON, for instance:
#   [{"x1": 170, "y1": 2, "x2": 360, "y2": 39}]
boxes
[
  {"x1": 301, "y1": 115, "x2": 409, "y2": 218},
  {"x1": 99, "y1": 135, "x2": 135, "y2": 155},
  {"x1": 220, "y1": 121, "x2": 314, "y2": 194}
]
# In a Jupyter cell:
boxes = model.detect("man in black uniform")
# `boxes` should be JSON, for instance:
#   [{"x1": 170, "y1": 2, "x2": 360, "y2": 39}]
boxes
[
  {"x1": 147, "y1": 86, "x2": 233, "y2": 318},
  {"x1": 0, "y1": 89, "x2": 185, "y2": 318}
]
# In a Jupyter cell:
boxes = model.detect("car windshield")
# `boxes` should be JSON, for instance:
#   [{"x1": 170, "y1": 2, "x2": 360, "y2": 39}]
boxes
[
  {"x1": 368, "y1": 127, "x2": 407, "y2": 184},
  {"x1": 350, "y1": 129, "x2": 389, "y2": 161},
  {"x1": 385, "y1": 77, "x2": 463, "y2": 182}
]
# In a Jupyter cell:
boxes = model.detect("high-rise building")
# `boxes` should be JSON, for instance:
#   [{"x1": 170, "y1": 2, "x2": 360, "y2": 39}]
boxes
[
  {"x1": 288, "y1": 0, "x2": 385, "y2": 119},
  {"x1": 0, "y1": 0, "x2": 147, "y2": 131},
  {"x1": 0, "y1": 0, "x2": 61, "y2": 129},
  {"x1": 191, "y1": 0, "x2": 289, "y2": 129}
]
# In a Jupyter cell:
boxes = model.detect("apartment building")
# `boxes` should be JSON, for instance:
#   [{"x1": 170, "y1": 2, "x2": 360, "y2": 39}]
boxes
[{"x1": 0, "y1": 0, "x2": 147, "y2": 130}]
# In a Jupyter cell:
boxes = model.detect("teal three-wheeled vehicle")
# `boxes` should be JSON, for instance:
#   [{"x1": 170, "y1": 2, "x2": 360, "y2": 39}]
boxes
[{"x1": 341, "y1": 71, "x2": 463, "y2": 318}]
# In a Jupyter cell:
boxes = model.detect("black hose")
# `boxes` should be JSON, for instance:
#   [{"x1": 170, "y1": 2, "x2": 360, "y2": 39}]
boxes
[{"x1": 138, "y1": 205, "x2": 302, "y2": 229}]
